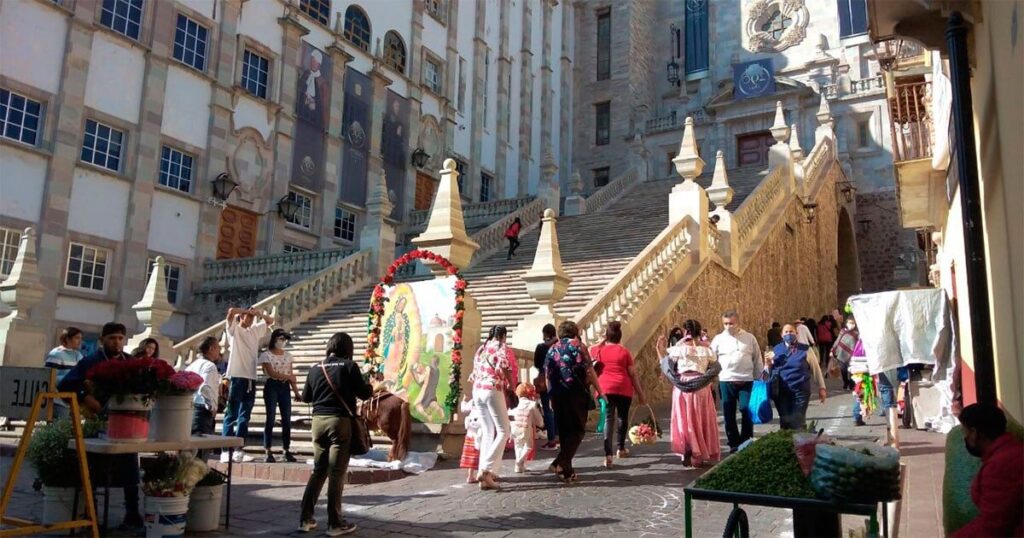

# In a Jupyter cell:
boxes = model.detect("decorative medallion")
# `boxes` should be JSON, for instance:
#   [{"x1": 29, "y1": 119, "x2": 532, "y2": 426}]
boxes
[
  {"x1": 230, "y1": 134, "x2": 266, "y2": 193},
  {"x1": 348, "y1": 121, "x2": 366, "y2": 148},
  {"x1": 745, "y1": 0, "x2": 809, "y2": 52},
  {"x1": 300, "y1": 155, "x2": 316, "y2": 175},
  {"x1": 734, "y1": 59, "x2": 776, "y2": 99}
]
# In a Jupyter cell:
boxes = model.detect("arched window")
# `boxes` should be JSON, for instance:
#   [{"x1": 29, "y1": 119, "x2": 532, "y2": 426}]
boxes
[
  {"x1": 383, "y1": 31, "x2": 406, "y2": 73},
  {"x1": 299, "y1": 0, "x2": 330, "y2": 26},
  {"x1": 343, "y1": 5, "x2": 371, "y2": 52}
]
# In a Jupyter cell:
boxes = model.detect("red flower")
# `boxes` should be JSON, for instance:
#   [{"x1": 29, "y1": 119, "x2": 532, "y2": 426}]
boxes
[
  {"x1": 447, "y1": 266, "x2": 458, "y2": 275},
  {"x1": 454, "y1": 280, "x2": 467, "y2": 291}
]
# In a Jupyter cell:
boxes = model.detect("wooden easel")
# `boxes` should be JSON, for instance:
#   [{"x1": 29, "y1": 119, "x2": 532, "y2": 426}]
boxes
[{"x1": 0, "y1": 392, "x2": 99, "y2": 537}]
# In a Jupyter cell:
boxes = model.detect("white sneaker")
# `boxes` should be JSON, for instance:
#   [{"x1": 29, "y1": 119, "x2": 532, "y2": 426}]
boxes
[
  {"x1": 297, "y1": 519, "x2": 318, "y2": 533},
  {"x1": 219, "y1": 451, "x2": 230, "y2": 463},
  {"x1": 515, "y1": 464, "x2": 526, "y2": 473},
  {"x1": 231, "y1": 451, "x2": 254, "y2": 463}
]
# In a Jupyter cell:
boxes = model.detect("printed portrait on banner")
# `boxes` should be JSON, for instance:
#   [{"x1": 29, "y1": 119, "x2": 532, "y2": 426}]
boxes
[
  {"x1": 292, "y1": 42, "x2": 332, "y2": 192},
  {"x1": 381, "y1": 90, "x2": 409, "y2": 219}
]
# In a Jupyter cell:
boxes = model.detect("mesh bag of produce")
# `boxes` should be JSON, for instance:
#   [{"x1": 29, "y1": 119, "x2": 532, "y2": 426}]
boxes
[
  {"x1": 793, "y1": 431, "x2": 832, "y2": 476},
  {"x1": 810, "y1": 443, "x2": 901, "y2": 503}
]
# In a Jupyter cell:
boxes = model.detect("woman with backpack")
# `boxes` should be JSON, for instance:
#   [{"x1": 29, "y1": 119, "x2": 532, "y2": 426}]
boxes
[
  {"x1": 471, "y1": 326, "x2": 516, "y2": 491},
  {"x1": 505, "y1": 217, "x2": 522, "y2": 260}
]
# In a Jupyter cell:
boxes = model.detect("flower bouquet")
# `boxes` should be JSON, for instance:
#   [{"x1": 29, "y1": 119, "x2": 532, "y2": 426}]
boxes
[
  {"x1": 87, "y1": 357, "x2": 175, "y2": 406},
  {"x1": 627, "y1": 404, "x2": 662, "y2": 446},
  {"x1": 158, "y1": 371, "x2": 203, "y2": 396},
  {"x1": 141, "y1": 453, "x2": 208, "y2": 498},
  {"x1": 151, "y1": 370, "x2": 204, "y2": 442}
]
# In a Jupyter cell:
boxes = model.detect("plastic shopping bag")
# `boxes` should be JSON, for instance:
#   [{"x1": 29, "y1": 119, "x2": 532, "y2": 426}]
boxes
[{"x1": 749, "y1": 380, "x2": 773, "y2": 425}]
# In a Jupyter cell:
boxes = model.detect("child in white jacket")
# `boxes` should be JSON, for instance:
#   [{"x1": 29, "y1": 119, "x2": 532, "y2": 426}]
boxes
[
  {"x1": 459, "y1": 394, "x2": 481, "y2": 483},
  {"x1": 509, "y1": 383, "x2": 544, "y2": 473}
]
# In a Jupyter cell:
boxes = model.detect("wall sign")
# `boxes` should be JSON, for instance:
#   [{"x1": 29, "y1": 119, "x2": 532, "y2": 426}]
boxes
[
  {"x1": 733, "y1": 59, "x2": 776, "y2": 100},
  {"x1": 0, "y1": 367, "x2": 56, "y2": 420}
]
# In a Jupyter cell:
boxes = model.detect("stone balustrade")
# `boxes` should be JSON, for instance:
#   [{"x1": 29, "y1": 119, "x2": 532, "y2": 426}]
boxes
[
  {"x1": 734, "y1": 166, "x2": 787, "y2": 246},
  {"x1": 199, "y1": 248, "x2": 356, "y2": 291},
  {"x1": 822, "y1": 75, "x2": 885, "y2": 100},
  {"x1": 407, "y1": 196, "x2": 535, "y2": 230},
  {"x1": 469, "y1": 197, "x2": 546, "y2": 264},
  {"x1": 644, "y1": 112, "x2": 679, "y2": 134},
  {"x1": 584, "y1": 169, "x2": 637, "y2": 212},
  {"x1": 172, "y1": 249, "x2": 373, "y2": 368},
  {"x1": 706, "y1": 220, "x2": 721, "y2": 254},
  {"x1": 575, "y1": 215, "x2": 696, "y2": 344}
]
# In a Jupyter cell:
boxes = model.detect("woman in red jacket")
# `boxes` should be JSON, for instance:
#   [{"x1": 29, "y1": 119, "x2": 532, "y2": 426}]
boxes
[{"x1": 505, "y1": 217, "x2": 522, "y2": 260}]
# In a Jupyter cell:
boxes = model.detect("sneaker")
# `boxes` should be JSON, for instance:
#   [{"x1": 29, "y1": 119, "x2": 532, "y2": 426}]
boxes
[
  {"x1": 297, "y1": 519, "x2": 318, "y2": 533},
  {"x1": 283, "y1": 451, "x2": 298, "y2": 463},
  {"x1": 326, "y1": 521, "x2": 358, "y2": 536},
  {"x1": 265, "y1": 453, "x2": 276, "y2": 463},
  {"x1": 515, "y1": 464, "x2": 526, "y2": 473},
  {"x1": 220, "y1": 451, "x2": 230, "y2": 463},
  {"x1": 855, "y1": 418, "x2": 866, "y2": 427},
  {"x1": 232, "y1": 451, "x2": 254, "y2": 463}
]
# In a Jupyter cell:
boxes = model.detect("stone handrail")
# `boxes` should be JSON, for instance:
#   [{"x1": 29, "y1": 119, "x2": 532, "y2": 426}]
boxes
[
  {"x1": 802, "y1": 136, "x2": 835, "y2": 197},
  {"x1": 575, "y1": 215, "x2": 696, "y2": 343},
  {"x1": 199, "y1": 248, "x2": 356, "y2": 291},
  {"x1": 706, "y1": 221, "x2": 721, "y2": 254},
  {"x1": 584, "y1": 169, "x2": 637, "y2": 213},
  {"x1": 469, "y1": 196, "x2": 546, "y2": 264},
  {"x1": 645, "y1": 112, "x2": 679, "y2": 134},
  {"x1": 407, "y1": 196, "x2": 535, "y2": 230},
  {"x1": 172, "y1": 249, "x2": 373, "y2": 368},
  {"x1": 733, "y1": 166, "x2": 787, "y2": 247}
]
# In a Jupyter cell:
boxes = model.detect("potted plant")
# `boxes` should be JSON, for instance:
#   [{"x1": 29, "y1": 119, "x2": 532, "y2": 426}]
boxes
[
  {"x1": 26, "y1": 418, "x2": 103, "y2": 524},
  {"x1": 141, "y1": 453, "x2": 208, "y2": 536},
  {"x1": 186, "y1": 469, "x2": 227, "y2": 532},
  {"x1": 86, "y1": 358, "x2": 174, "y2": 441},
  {"x1": 150, "y1": 371, "x2": 203, "y2": 442}
]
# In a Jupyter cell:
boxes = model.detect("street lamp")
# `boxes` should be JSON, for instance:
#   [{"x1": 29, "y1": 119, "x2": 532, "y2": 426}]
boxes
[
  {"x1": 871, "y1": 38, "x2": 904, "y2": 72},
  {"x1": 276, "y1": 195, "x2": 301, "y2": 221},
  {"x1": 666, "y1": 59, "x2": 681, "y2": 87},
  {"x1": 410, "y1": 147, "x2": 431, "y2": 169},
  {"x1": 802, "y1": 202, "x2": 818, "y2": 224},
  {"x1": 210, "y1": 172, "x2": 238, "y2": 203},
  {"x1": 837, "y1": 181, "x2": 856, "y2": 203}
]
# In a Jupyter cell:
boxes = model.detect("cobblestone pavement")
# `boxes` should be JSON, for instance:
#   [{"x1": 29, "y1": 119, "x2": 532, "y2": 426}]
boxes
[{"x1": 2, "y1": 379, "x2": 946, "y2": 536}]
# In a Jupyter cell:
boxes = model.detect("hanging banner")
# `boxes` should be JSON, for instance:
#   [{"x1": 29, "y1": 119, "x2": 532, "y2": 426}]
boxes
[
  {"x1": 291, "y1": 43, "x2": 332, "y2": 192},
  {"x1": 340, "y1": 67, "x2": 372, "y2": 206},
  {"x1": 382, "y1": 90, "x2": 409, "y2": 219},
  {"x1": 733, "y1": 58, "x2": 775, "y2": 100}
]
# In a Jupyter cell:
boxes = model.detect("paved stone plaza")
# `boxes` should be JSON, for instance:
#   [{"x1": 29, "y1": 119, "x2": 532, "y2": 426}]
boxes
[{"x1": 2, "y1": 379, "x2": 945, "y2": 537}]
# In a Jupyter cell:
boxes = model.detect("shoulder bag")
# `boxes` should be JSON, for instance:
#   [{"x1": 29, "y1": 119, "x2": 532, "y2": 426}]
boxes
[{"x1": 320, "y1": 363, "x2": 373, "y2": 456}]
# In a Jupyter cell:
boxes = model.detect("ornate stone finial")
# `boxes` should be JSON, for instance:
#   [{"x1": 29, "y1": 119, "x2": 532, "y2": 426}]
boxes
[
  {"x1": 673, "y1": 117, "x2": 705, "y2": 182},
  {"x1": 515, "y1": 207, "x2": 571, "y2": 349},
  {"x1": 369, "y1": 170, "x2": 393, "y2": 215},
  {"x1": 770, "y1": 101, "x2": 790, "y2": 143},
  {"x1": 816, "y1": 95, "x2": 833, "y2": 126},
  {"x1": 125, "y1": 256, "x2": 176, "y2": 362},
  {"x1": 570, "y1": 171, "x2": 584, "y2": 195},
  {"x1": 412, "y1": 157, "x2": 480, "y2": 270},
  {"x1": 0, "y1": 227, "x2": 44, "y2": 320},
  {"x1": 706, "y1": 150, "x2": 735, "y2": 211},
  {"x1": 443, "y1": 157, "x2": 457, "y2": 172},
  {"x1": 789, "y1": 123, "x2": 804, "y2": 161}
]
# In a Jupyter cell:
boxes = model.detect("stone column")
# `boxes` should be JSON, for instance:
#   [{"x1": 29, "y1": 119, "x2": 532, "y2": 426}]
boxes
[
  {"x1": 367, "y1": 68, "x2": 394, "y2": 217},
  {"x1": 412, "y1": 159, "x2": 480, "y2": 271},
  {"x1": 517, "y1": 0, "x2": 535, "y2": 197},
  {"x1": 359, "y1": 170, "x2": 396, "y2": 277},
  {"x1": 540, "y1": 0, "x2": 555, "y2": 165},
  {"x1": 404, "y1": 3, "x2": 425, "y2": 223},
  {"x1": 468, "y1": 0, "x2": 487, "y2": 202},
  {"x1": 767, "y1": 101, "x2": 795, "y2": 191},
  {"x1": 125, "y1": 257, "x2": 176, "y2": 364},
  {"x1": 668, "y1": 117, "x2": 708, "y2": 231},
  {"x1": 0, "y1": 228, "x2": 48, "y2": 366},
  {"x1": 538, "y1": 149, "x2": 561, "y2": 215},
  {"x1": 558, "y1": 2, "x2": 573, "y2": 189},
  {"x1": 513, "y1": 209, "x2": 570, "y2": 350},
  {"x1": 492, "y1": 0, "x2": 512, "y2": 202},
  {"x1": 321, "y1": 33, "x2": 354, "y2": 247},
  {"x1": 563, "y1": 171, "x2": 587, "y2": 216},
  {"x1": 705, "y1": 151, "x2": 738, "y2": 270}
]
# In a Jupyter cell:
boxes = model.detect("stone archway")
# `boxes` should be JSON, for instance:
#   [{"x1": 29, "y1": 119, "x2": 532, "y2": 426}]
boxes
[{"x1": 837, "y1": 206, "x2": 862, "y2": 303}]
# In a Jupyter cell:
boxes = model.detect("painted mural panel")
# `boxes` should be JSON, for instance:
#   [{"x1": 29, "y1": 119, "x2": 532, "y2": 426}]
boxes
[
  {"x1": 340, "y1": 67, "x2": 372, "y2": 206},
  {"x1": 291, "y1": 43, "x2": 332, "y2": 192},
  {"x1": 382, "y1": 90, "x2": 409, "y2": 218}
]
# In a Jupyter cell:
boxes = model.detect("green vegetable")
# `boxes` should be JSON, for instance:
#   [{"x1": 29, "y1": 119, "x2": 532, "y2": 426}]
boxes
[{"x1": 695, "y1": 430, "x2": 816, "y2": 499}]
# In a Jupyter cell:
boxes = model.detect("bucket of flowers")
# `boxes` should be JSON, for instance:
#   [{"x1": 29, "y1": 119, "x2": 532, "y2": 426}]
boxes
[
  {"x1": 86, "y1": 357, "x2": 175, "y2": 441},
  {"x1": 627, "y1": 404, "x2": 662, "y2": 446},
  {"x1": 150, "y1": 371, "x2": 204, "y2": 442},
  {"x1": 141, "y1": 453, "x2": 208, "y2": 535}
]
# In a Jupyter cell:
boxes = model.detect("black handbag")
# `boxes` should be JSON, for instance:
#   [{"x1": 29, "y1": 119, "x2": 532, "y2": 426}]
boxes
[{"x1": 321, "y1": 364, "x2": 373, "y2": 456}]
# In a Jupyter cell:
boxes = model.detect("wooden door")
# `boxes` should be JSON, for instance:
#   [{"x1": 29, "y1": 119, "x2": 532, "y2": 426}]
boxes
[
  {"x1": 217, "y1": 206, "x2": 259, "y2": 260},
  {"x1": 736, "y1": 131, "x2": 775, "y2": 167},
  {"x1": 414, "y1": 172, "x2": 439, "y2": 211}
]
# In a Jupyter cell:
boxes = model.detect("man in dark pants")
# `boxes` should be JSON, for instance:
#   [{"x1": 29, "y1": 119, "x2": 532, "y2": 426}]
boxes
[
  {"x1": 709, "y1": 311, "x2": 764, "y2": 453},
  {"x1": 57, "y1": 322, "x2": 143, "y2": 530},
  {"x1": 186, "y1": 336, "x2": 222, "y2": 460},
  {"x1": 533, "y1": 323, "x2": 559, "y2": 450}
]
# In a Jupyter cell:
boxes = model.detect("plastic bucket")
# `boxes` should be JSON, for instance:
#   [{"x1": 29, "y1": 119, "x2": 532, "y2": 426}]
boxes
[
  {"x1": 186, "y1": 484, "x2": 224, "y2": 532},
  {"x1": 41, "y1": 486, "x2": 84, "y2": 525},
  {"x1": 108, "y1": 396, "x2": 152, "y2": 441},
  {"x1": 149, "y1": 394, "x2": 194, "y2": 442},
  {"x1": 144, "y1": 495, "x2": 190, "y2": 538}
]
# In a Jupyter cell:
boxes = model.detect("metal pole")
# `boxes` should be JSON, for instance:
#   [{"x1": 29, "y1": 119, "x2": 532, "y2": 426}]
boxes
[{"x1": 945, "y1": 11, "x2": 997, "y2": 405}]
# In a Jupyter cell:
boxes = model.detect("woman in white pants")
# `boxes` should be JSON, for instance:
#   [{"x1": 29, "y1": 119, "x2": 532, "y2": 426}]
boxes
[{"x1": 471, "y1": 326, "x2": 514, "y2": 491}]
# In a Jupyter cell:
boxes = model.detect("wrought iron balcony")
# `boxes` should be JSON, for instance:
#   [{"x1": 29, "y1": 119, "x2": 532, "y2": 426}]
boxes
[{"x1": 889, "y1": 80, "x2": 933, "y2": 163}]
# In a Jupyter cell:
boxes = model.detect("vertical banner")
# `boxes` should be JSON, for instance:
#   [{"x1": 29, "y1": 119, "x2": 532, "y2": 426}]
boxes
[
  {"x1": 291, "y1": 43, "x2": 332, "y2": 192},
  {"x1": 340, "y1": 67, "x2": 372, "y2": 206},
  {"x1": 381, "y1": 90, "x2": 409, "y2": 219}
]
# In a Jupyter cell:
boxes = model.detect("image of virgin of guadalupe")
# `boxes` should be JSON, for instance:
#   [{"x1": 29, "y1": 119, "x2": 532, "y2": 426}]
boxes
[
  {"x1": 298, "y1": 49, "x2": 329, "y2": 128},
  {"x1": 383, "y1": 295, "x2": 411, "y2": 394}
]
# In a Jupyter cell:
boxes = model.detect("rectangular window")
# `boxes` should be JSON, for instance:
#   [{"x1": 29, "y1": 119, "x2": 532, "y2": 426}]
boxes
[
  {"x1": 455, "y1": 159, "x2": 467, "y2": 195},
  {"x1": 146, "y1": 258, "x2": 182, "y2": 304},
  {"x1": 595, "y1": 101, "x2": 610, "y2": 146},
  {"x1": 596, "y1": 10, "x2": 611, "y2": 80},
  {"x1": 81, "y1": 119, "x2": 124, "y2": 172},
  {"x1": 0, "y1": 89, "x2": 43, "y2": 146},
  {"x1": 285, "y1": 190, "x2": 313, "y2": 229},
  {"x1": 333, "y1": 206, "x2": 357, "y2": 242},
  {"x1": 684, "y1": 0, "x2": 709, "y2": 74},
  {"x1": 424, "y1": 56, "x2": 443, "y2": 95},
  {"x1": 457, "y1": 57, "x2": 467, "y2": 113},
  {"x1": 173, "y1": 14, "x2": 208, "y2": 72},
  {"x1": 593, "y1": 167, "x2": 610, "y2": 188},
  {"x1": 100, "y1": 0, "x2": 144, "y2": 40},
  {"x1": 425, "y1": 0, "x2": 446, "y2": 23},
  {"x1": 282, "y1": 244, "x2": 309, "y2": 253},
  {"x1": 0, "y1": 227, "x2": 22, "y2": 277},
  {"x1": 65, "y1": 242, "x2": 109, "y2": 292},
  {"x1": 241, "y1": 49, "x2": 270, "y2": 99},
  {"x1": 480, "y1": 172, "x2": 492, "y2": 202},
  {"x1": 837, "y1": 0, "x2": 868, "y2": 37},
  {"x1": 857, "y1": 119, "x2": 871, "y2": 148},
  {"x1": 158, "y1": 146, "x2": 194, "y2": 193},
  {"x1": 299, "y1": 0, "x2": 330, "y2": 26}
]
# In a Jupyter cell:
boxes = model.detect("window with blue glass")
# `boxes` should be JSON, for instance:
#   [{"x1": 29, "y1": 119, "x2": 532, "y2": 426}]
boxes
[
  {"x1": 159, "y1": 146, "x2": 194, "y2": 193},
  {"x1": 343, "y1": 5, "x2": 371, "y2": 51},
  {"x1": 100, "y1": 0, "x2": 144, "y2": 40},
  {"x1": 0, "y1": 89, "x2": 42, "y2": 146},
  {"x1": 837, "y1": 0, "x2": 868, "y2": 38},
  {"x1": 334, "y1": 206, "x2": 356, "y2": 242},
  {"x1": 173, "y1": 14, "x2": 208, "y2": 72},
  {"x1": 81, "y1": 119, "x2": 124, "y2": 172},
  {"x1": 684, "y1": 0, "x2": 709, "y2": 75},
  {"x1": 241, "y1": 49, "x2": 269, "y2": 99},
  {"x1": 480, "y1": 172, "x2": 492, "y2": 202}
]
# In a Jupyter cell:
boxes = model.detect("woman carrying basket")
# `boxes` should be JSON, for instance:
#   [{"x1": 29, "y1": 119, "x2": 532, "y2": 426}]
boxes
[
  {"x1": 658, "y1": 320, "x2": 721, "y2": 468},
  {"x1": 590, "y1": 321, "x2": 647, "y2": 469}
]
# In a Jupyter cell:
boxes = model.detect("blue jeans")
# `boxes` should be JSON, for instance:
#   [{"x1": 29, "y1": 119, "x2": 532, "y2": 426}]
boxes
[
  {"x1": 540, "y1": 392, "x2": 558, "y2": 441},
  {"x1": 223, "y1": 377, "x2": 256, "y2": 441},
  {"x1": 877, "y1": 372, "x2": 897, "y2": 409},
  {"x1": 263, "y1": 379, "x2": 292, "y2": 450},
  {"x1": 719, "y1": 381, "x2": 754, "y2": 449},
  {"x1": 775, "y1": 384, "x2": 810, "y2": 430}
]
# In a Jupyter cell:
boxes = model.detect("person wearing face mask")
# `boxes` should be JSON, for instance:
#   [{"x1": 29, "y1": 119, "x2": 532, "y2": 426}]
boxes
[
  {"x1": 709, "y1": 310, "x2": 763, "y2": 453},
  {"x1": 831, "y1": 317, "x2": 859, "y2": 390},
  {"x1": 259, "y1": 328, "x2": 302, "y2": 463},
  {"x1": 766, "y1": 325, "x2": 827, "y2": 430},
  {"x1": 950, "y1": 403, "x2": 1023, "y2": 537}
]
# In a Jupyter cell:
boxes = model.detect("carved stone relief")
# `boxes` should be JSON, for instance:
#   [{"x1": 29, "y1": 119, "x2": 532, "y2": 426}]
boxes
[{"x1": 746, "y1": 0, "x2": 809, "y2": 53}]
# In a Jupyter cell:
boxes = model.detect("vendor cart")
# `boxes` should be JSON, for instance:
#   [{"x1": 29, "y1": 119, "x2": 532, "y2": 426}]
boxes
[{"x1": 683, "y1": 483, "x2": 890, "y2": 538}]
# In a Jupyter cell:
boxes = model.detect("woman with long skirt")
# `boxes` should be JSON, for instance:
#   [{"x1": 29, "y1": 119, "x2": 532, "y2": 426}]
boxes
[{"x1": 658, "y1": 320, "x2": 721, "y2": 468}]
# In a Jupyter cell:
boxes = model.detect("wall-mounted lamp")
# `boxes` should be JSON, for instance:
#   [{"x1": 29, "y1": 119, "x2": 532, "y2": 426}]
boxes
[
  {"x1": 209, "y1": 172, "x2": 239, "y2": 207},
  {"x1": 276, "y1": 194, "x2": 301, "y2": 221},
  {"x1": 858, "y1": 218, "x2": 872, "y2": 233},
  {"x1": 837, "y1": 181, "x2": 857, "y2": 203},
  {"x1": 666, "y1": 59, "x2": 681, "y2": 87},
  {"x1": 410, "y1": 147, "x2": 431, "y2": 169},
  {"x1": 802, "y1": 202, "x2": 819, "y2": 224}
]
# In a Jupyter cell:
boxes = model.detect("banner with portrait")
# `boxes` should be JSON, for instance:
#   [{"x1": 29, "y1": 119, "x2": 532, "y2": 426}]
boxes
[
  {"x1": 381, "y1": 90, "x2": 409, "y2": 219},
  {"x1": 377, "y1": 276, "x2": 458, "y2": 424},
  {"x1": 340, "y1": 67, "x2": 372, "y2": 206},
  {"x1": 291, "y1": 42, "x2": 332, "y2": 192}
]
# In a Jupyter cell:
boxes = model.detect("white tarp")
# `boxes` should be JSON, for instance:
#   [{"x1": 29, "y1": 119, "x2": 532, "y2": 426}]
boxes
[
  {"x1": 339, "y1": 448, "x2": 438, "y2": 474},
  {"x1": 848, "y1": 288, "x2": 955, "y2": 378}
]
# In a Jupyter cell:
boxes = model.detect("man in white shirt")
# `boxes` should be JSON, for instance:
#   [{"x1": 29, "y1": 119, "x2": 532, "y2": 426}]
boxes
[
  {"x1": 221, "y1": 307, "x2": 273, "y2": 463},
  {"x1": 710, "y1": 310, "x2": 764, "y2": 453},
  {"x1": 186, "y1": 336, "x2": 223, "y2": 437}
]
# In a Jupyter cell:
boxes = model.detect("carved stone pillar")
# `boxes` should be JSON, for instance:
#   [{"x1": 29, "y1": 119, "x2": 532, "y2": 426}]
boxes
[
  {"x1": 815, "y1": 95, "x2": 835, "y2": 146},
  {"x1": 125, "y1": 257, "x2": 177, "y2": 363},
  {"x1": 538, "y1": 149, "x2": 561, "y2": 215},
  {"x1": 368, "y1": 68, "x2": 394, "y2": 217},
  {"x1": 359, "y1": 171, "x2": 396, "y2": 277},
  {"x1": 669, "y1": 117, "x2": 709, "y2": 235},
  {"x1": 0, "y1": 228, "x2": 48, "y2": 366},
  {"x1": 513, "y1": 209, "x2": 570, "y2": 350},
  {"x1": 412, "y1": 159, "x2": 480, "y2": 271},
  {"x1": 563, "y1": 171, "x2": 587, "y2": 216},
  {"x1": 767, "y1": 101, "x2": 795, "y2": 191},
  {"x1": 706, "y1": 151, "x2": 739, "y2": 270}
]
